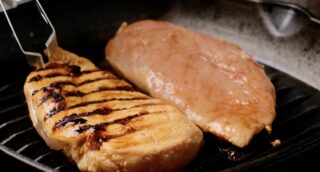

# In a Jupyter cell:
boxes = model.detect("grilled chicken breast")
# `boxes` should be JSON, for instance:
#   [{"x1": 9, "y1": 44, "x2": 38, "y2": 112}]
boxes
[
  {"x1": 105, "y1": 20, "x2": 276, "y2": 148},
  {"x1": 24, "y1": 47, "x2": 203, "y2": 172}
]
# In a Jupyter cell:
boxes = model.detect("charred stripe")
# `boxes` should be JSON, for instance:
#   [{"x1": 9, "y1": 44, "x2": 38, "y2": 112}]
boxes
[
  {"x1": 78, "y1": 77, "x2": 117, "y2": 86},
  {"x1": 76, "y1": 111, "x2": 149, "y2": 134},
  {"x1": 68, "y1": 97, "x2": 149, "y2": 109},
  {"x1": 44, "y1": 102, "x2": 66, "y2": 121},
  {"x1": 29, "y1": 69, "x2": 101, "y2": 82},
  {"x1": 29, "y1": 75, "x2": 42, "y2": 82},
  {"x1": 37, "y1": 82, "x2": 131, "y2": 105},
  {"x1": 78, "y1": 110, "x2": 165, "y2": 149},
  {"x1": 87, "y1": 126, "x2": 137, "y2": 150},
  {"x1": 32, "y1": 77, "x2": 127, "y2": 96},
  {"x1": 65, "y1": 85, "x2": 133, "y2": 97},
  {"x1": 54, "y1": 108, "x2": 112, "y2": 130},
  {"x1": 32, "y1": 81, "x2": 74, "y2": 96},
  {"x1": 38, "y1": 92, "x2": 64, "y2": 105},
  {"x1": 53, "y1": 103, "x2": 162, "y2": 130},
  {"x1": 44, "y1": 72, "x2": 69, "y2": 78}
]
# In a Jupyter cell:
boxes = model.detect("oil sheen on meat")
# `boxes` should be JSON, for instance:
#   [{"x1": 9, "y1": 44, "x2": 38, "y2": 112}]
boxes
[
  {"x1": 105, "y1": 20, "x2": 276, "y2": 148},
  {"x1": 24, "y1": 47, "x2": 203, "y2": 172}
]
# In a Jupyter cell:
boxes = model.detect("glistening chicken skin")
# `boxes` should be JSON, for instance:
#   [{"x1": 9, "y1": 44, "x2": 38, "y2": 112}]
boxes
[{"x1": 105, "y1": 20, "x2": 276, "y2": 148}]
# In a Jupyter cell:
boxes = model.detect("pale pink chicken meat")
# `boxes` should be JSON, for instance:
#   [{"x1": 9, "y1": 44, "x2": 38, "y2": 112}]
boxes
[{"x1": 105, "y1": 20, "x2": 276, "y2": 148}]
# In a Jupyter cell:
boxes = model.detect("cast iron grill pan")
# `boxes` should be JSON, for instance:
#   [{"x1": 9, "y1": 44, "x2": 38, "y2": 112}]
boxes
[
  {"x1": 0, "y1": 64, "x2": 320, "y2": 172},
  {"x1": 1, "y1": 0, "x2": 320, "y2": 171}
]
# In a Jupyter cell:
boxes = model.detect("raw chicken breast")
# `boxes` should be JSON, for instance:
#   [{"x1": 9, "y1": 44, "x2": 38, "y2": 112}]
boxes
[{"x1": 105, "y1": 20, "x2": 276, "y2": 148}]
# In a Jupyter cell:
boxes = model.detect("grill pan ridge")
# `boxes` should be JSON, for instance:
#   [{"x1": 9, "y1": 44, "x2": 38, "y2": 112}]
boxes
[
  {"x1": 0, "y1": 66, "x2": 320, "y2": 172},
  {"x1": 1, "y1": 0, "x2": 320, "y2": 171}
]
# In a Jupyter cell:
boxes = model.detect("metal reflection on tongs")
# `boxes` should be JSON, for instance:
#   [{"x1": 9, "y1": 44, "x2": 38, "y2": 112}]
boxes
[{"x1": 0, "y1": 0, "x2": 58, "y2": 69}]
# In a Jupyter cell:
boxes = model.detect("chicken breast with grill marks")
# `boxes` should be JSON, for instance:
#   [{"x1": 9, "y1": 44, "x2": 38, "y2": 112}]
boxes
[
  {"x1": 24, "y1": 47, "x2": 203, "y2": 172},
  {"x1": 105, "y1": 20, "x2": 276, "y2": 148}
]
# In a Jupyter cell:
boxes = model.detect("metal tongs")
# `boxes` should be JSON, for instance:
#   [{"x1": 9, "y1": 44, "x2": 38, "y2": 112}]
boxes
[{"x1": 0, "y1": 0, "x2": 57, "y2": 69}]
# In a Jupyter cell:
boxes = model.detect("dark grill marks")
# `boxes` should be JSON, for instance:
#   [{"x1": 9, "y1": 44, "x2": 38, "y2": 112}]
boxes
[
  {"x1": 29, "y1": 72, "x2": 69, "y2": 85},
  {"x1": 37, "y1": 86, "x2": 65, "y2": 106},
  {"x1": 70, "y1": 118, "x2": 87, "y2": 125},
  {"x1": 44, "y1": 72, "x2": 69, "y2": 78},
  {"x1": 54, "y1": 108, "x2": 112, "y2": 130},
  {"x1": 50, "y1": 81, "x2": 75, "y2": 89},
  {"x1": 30, "y1": 63, "x2": 139, "y2": 124},
  {"x1": 96, "y1": 85, "x2": 133, "y2": 92},
  {"x1": 32, "y1": 81, "x2": 75, "y2": 96},
  {"x1": 38, "y1": 69, "x2": 100, "y2": 79},
  {"x1": 30, "y1": 63, "x2": 100, "y2": 83},
  {"x1": 53, "y1": 92, "x2": 65, "y2": 102},
  {"x1": 32, "y1": 85, "x2": 55, "y2": 96},
  {"x1": 32, "y1": 90, "x2": 39, "y2": 96},
  {"x1": 79, "y1": 111, "x2": 165, "y2": 150},
  {"x1": 30, "y1": 63, "x2": 127, "y2": 97},
  {"x1": 87, "y1": 127, "x2": 137, "y2": 150},
  {"x1": 69, "y1": 65, "x2": 81, "y2": 76},
  {"x1": 32, "y1": 77, "x2": 128, "y2": 96},
  {"x1": 39, "y1": 92, "x2": 64, "y2": 105},
  {"x1": 80, "y1": 69, "x2": 100, "y2": 74},
  {"x1": 55, "y1": 114, "x2": 87, "y2": 129},
  {"x1": 87, "y1": 131, "x2": 108, "y2": 150},
  {"x1": 65, "y1": 85, "x2": 133, "y2": 97},
  {"x1": 44, "y1": 102, "x2": 66, "y2": 120},
  {"x1": 86, "y1": 110, "x2": 164, "y2": 134},
  {"x1": 37, "y1": 63, "x2": 81, "y2": 74},
  {"x1": 29, "y1": 75, "x2": 42, "y2": 82},
  {"x1": 53, "y1": 102, "x2": 162, "y2": 130},
  {"x1": 37, "y1": 80, "x2": 127, "y2": 105},
  {"x1": 77, "y1": 77, "x2": 117, "y2": 86},
  {"x1": 64, "y1": 91, "x2": 85, "y2": 97},
  {"x1": 68, "y1": 97, "x2": 149, "y2": 109}
]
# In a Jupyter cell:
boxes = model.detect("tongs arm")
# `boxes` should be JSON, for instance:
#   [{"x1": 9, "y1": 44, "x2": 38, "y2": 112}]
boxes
[{"x1": 0, "y1": 0, "x2": 57, "y2": 69}]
